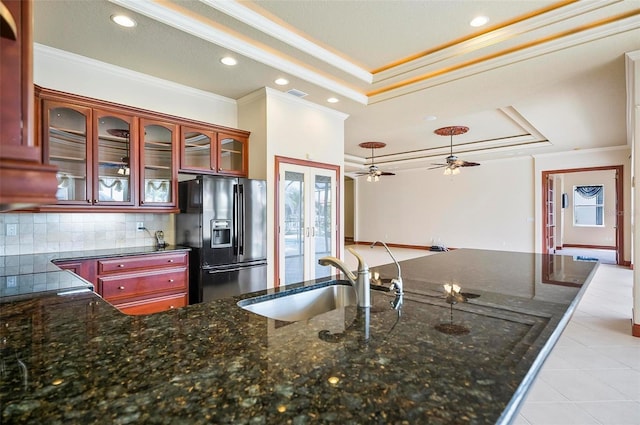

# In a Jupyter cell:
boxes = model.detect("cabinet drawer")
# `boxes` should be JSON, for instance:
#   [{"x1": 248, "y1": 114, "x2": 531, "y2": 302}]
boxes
[
  {"x1": 99, "y1": 268, "x2": 187, "y2": 301},
  {"x1": 116, "y1": 293, "x2": 188, "y2": 316},
  {"x1": 98, "y1": 252, "x2": 187, "y2": 274}
]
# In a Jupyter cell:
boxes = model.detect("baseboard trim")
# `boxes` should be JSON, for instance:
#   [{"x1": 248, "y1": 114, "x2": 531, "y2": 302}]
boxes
[
  {"x1": 353, "y1": 241, "x2": 428, "y2": 250},
  {"x1": 562, "y1": 244, "x2": 616, "y2": 250},
  {"x1": 353, "y1": 241, "x2": 457, "y2": 251}
]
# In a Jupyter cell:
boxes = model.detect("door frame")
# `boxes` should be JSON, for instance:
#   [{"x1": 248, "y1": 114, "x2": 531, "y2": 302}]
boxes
[
  {"x1": 274, "y1": 155, "x2": 341, "y2": 287},
  {"x1": 541, "y1": 165, "x2": 624, "y2": 265}
]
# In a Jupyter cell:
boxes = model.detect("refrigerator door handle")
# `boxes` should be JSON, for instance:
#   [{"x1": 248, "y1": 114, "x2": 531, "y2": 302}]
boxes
[
  {"x1": 233, "y1": 184, "x2": 240, "y2": 257},
  {"x1": 238, "y1": 183, "x2": 245, "y2": 256},
  {"x1": 207, "y1": 267, "x2": 243, "y2": 274}
]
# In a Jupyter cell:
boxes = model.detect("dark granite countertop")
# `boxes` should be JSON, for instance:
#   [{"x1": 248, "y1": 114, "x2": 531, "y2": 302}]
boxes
[{"x1": 0, "y1": 249, "x2": 598, "y2": 424}]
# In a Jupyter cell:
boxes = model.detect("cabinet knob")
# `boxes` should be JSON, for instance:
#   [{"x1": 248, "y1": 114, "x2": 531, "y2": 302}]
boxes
[
  {"x1": 118, "y1": 286, "x2": 125, "y2": 290},
  {"x1": 168, "y1": 259, "x2": 174, "y2": 263},
  {"x1": 168, "y1": 279, "x2": 174, "y2": 283},
  {"x1": 118, "y1": 264, "x2": 125, "y2": 268},
  {"x1": 169, "y1": 305, "x2": 175, "y2": 309}
]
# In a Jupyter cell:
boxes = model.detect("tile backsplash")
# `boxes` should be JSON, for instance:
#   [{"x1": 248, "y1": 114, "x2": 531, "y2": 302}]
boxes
[{"x1": 0, "y1": 213, "x2": 175, "y2": 256}]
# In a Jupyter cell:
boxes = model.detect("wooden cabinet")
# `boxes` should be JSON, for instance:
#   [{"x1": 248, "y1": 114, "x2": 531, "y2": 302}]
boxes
[
  {"x1": 0, "y1": 0, "x2": 58, "y2": 211},
  {"x1": 179, "y1": 127, "x2": 249, "y2": 176},
  {"x1": 179, "y1": 125, "x2": 216, "y2": 173},
  {"x1": 35, "y1": 86, "x2": 249, "y2": 212},
  {"x1": 217, "y1": 131, "x2": 248, "y2": 176},
  {"x1": 140, "y1": 119, "x2": 178, "y2": 207},
  {"x1": 95, "y1": 252, "x2": 188, "y2": 315},
  {"x1": 40, "y1": 93, "x2": 138, "y2": 208}
]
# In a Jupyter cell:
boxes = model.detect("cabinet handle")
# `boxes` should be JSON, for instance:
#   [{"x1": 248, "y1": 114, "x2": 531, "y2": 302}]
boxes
[
  {"x1": 168, "y1": 259, "x2": 174, "y2": 263},
  {"x1": 118, "y1": 286, "x2": 125, "y2": 290},
  {"x1": 118, "y1": 264, "x2": 125, "y2": 268},
  {"x1": 168, "y1": 279, "x2": 174, "y2": 283}
]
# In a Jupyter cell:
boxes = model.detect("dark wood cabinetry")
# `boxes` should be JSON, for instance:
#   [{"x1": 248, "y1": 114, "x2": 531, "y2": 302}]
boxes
[
  {"x1": 0, "y1": 0, "x2": 58, "y2": 211},
  {"x1": 217, "y1": 131, "x2": 248, "y2": 176},
  {"x1": 96, "y1": 252, "x2": 188, "y2": 315},
  {"x1": 35, "y1": 87, "x2": 249, "y2": 212},
  {"x1": 56, "y1": 251, "x2": 189, "y2": 315}
]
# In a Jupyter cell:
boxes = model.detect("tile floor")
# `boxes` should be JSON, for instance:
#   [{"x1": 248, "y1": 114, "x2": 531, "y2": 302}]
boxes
[{"x1": 346, "y1": 245, "x2": 640, "y2": 425}]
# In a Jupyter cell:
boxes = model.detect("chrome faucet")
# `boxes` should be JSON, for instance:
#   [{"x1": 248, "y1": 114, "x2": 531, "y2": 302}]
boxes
[
  {"x1": 371, "y1": 241, "x2": 403, "y2": 294},
  {"x1": 318, "y1": 247, "x2": 371, "y2": 308}
]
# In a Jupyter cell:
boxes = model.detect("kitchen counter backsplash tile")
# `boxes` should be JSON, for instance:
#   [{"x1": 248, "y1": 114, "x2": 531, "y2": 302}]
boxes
[{"x1": 0, "y1": 212, "x2": 175, "y2": 256}]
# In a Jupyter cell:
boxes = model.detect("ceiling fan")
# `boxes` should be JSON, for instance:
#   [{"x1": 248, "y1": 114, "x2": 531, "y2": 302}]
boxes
[
  {"x1": 429, "y1": 126, "x2": 480, "y2": 175},
  {"x1": 355, "y1": 141, "x2": 395, "y2": 182}
]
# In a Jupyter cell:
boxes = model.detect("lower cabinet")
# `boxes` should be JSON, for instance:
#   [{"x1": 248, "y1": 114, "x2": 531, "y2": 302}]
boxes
[
  {"x1": 96, "y1": 252, "x2": 188, "y2": 315},
  {"x1": 56, "y1": 251, "x2": 189, "y2": 315}
]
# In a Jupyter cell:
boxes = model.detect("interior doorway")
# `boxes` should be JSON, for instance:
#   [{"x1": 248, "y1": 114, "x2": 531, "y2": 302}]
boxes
[{"x1": 542, "y1": 165, "x2": 623, "y2": 265}]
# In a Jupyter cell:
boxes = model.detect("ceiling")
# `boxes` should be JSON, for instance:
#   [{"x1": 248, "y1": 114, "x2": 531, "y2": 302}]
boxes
[{"x1": 33, "y1": 0, "x2": 640, "y2": 175}]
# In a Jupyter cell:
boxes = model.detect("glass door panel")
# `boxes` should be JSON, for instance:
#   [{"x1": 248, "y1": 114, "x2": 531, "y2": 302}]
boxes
[
  {"x1": 46, "y1": 104, "x2": 90, "y2": 202},
  {"x1": 314, "y1": 174, "x2": 333, "y2": 279},
  {"x1": 283, "y1": 170, "x2": 305, "y2": 285},
  {"x1": 279, "y1": 162, "x2": 337, "y2": 286},
  {"x1": 181, "y1": 127, "x2": 214, "y2": 171},
  {"x1": 217, "y1": 133, "x2": 245, "y2": 175},
  {"x1": 95, "y1": 112, "x2": 132, "y2": 204},
  {"x1": 142, "y1": 121, "x2": 174, "y2": 204}
]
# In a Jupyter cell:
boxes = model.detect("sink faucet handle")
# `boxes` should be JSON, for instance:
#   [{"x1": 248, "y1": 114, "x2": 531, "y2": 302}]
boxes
[{"x1": 347, "y1": 247, "x2": 369, "y2": 272}]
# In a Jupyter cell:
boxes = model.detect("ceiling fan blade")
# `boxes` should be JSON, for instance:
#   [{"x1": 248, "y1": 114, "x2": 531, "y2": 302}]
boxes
[
  {"x1": 428, "y1": 164, "x2": 446, "y2": 169},
  {"x1": 460, "y1": 161, "x2": 480, "y2": 167},
  {"x1": 379, "y1": 171, "x2": 395, "y2": 176}
]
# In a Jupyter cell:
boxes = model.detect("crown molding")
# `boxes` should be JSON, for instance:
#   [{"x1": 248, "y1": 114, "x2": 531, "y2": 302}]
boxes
[
  {"x1": 109, "y1": 0, "x2": 368, "y2": 105},
  {"x1": 201, "y1": 0, "x2": 372, "y2": 84}
]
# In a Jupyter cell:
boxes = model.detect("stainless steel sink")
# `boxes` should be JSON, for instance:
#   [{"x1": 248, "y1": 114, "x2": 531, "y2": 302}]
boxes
[{"x1": 237, "y1": 282, "x2": 356, "y2": 322}]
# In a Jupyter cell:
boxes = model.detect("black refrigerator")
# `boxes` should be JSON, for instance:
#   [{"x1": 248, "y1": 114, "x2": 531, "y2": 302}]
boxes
[{"x1": 177, "y1": 176, "x2": 267, "y2": 304}]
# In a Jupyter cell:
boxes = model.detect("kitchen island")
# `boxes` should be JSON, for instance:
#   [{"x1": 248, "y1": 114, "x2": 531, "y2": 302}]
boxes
[{"x1": 0, "y1": 249, "x2": 598, "y2": 424}]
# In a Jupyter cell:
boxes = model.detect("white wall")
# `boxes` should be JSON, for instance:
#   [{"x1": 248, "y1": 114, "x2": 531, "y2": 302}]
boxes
[
  {"x1": 238, "y1": 88, "x2": 348, "y2": 286},
  {"x1": 356, "y1": 156, "x2": 535, "y2": 252},
  {"x1": 34, "y1": 44, "x2": 237, "y2": 127},
  {"x1": 561, "y1": 169, "x2": 617, "y2": 247}
]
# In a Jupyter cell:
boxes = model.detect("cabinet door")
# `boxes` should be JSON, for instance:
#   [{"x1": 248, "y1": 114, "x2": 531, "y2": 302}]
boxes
[
  {"x1": 44, "y1": 101, "x2": 93, "y2": 204},
  {"x1": 217, "y1": 132, "x2": 247, "y2": 176},
  {"x1": 180, "y1": 126, "x2": 216, "y2": 173},
  {"x1": 140, "y1": 119, "x2": 177, "y2": 207},
  {"x1": 93, "y1": 109, "x2": 136, "y2": 206}
]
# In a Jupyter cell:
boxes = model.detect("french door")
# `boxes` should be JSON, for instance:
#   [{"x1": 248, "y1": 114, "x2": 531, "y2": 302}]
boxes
[{"x1": 277, "y1": 160, "x2": 338, "y2": 286}]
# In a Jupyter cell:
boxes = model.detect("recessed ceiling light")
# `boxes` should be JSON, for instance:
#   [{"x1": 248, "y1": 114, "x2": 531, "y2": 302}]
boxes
[
  {"x1": 110, "y1": 14, "x2": 137, "y2": 28},
  {"x1": 470, "y1": 16, "x2": 489, "y2": 27},
  {"x1": 327, "y1": 97, "x2": 339, "y2": 103},
  {"x1": 423, "y1": 115, "x2": 438, "y2": 121},
  {"x1": 275, "y1": 78, "x2": 289, "y2": 86},
  {"x1": 220, "y1": 56, "x2": 238, "y2": 66}
]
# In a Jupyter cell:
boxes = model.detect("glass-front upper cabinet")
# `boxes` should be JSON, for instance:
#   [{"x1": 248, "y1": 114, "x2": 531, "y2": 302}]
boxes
[
  {"x1": 217, "y1": 132, "x2": 247, "y2": 176},
  {"x1": 180, "y1": 126, "x2": 216, "y2": 173},
  {"x1": 44, "y1": 101, "x2": 92, "y2": 204},
  {"x1": 93, "y1": 110, "x2": 136, "y2": 206},
  {"x1": 140, "y1": 119, "x2": 177, "y2": 206}
]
